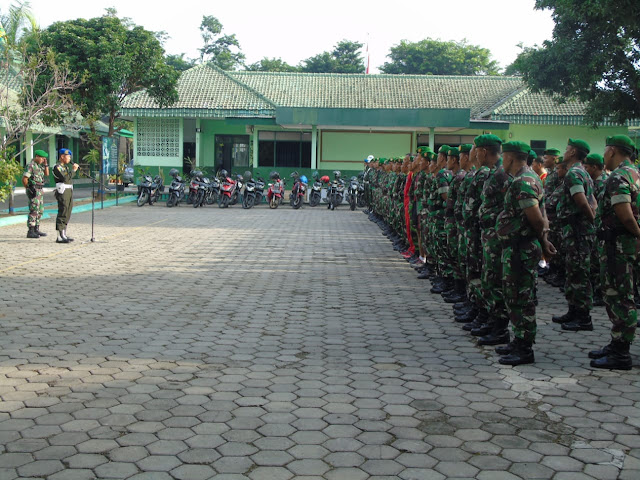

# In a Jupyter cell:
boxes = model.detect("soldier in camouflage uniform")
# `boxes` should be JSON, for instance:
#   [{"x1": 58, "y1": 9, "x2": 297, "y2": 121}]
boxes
[
  {"x1": 584, "y1": 153, "x2": 609, "y2": 306},
  {"x1": 459, "y1": 135, "x2": 502, "y2": 325},
  {"x1": 589, "y1": 135, "x2": 639, "y2": 370},
  {"x1": 429, "y1": 146, "x2": 454, "y2": 294},
  {"x1": 552, "y1": 139, "x2": 597, "y2": 331},
  {"x1": 475, "y1": 154, "x2": 513, "y2": 343},
  {"x1": 418, "y1": 149, "x2": 438, "y2": 278},
  {"x1": 413, "y1": 149, "x2": 429, "y2": 269},
  {"x1": 22, "y1": 150, "x2": 49, "y2": 239},
  {"x1": 542, "y1": 148, "x2": 566, "y2": 288},
  {"x1": 495, "y1": 141, "x2": 556, "y2": 366}
]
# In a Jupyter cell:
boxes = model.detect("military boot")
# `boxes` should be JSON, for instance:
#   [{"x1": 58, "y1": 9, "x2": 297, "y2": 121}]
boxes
[
  {"x1": 27, "y1": 227, "x2": 39, "y2": 239},
  {"x1": 471, "y1": 313, "x2": 493, "y2": 337},
  {"x1": 443, "y1": 280, "x2": 466, "y2": 304},
  {"x1": 593, "y1": 291, "x2": 605, "y2": 307},
  {"x1": 35, "y1": 226, "x2": 47, "y2": 237},
  {"x1": 552, "y1": 304, "x2": 576, "y2": 324},
  {"x1": 590, "y1": 340, "x2": 632, "y2": 370},
  {"x1": 588, "y1": 343, "x2": 614, "y2": 359},
  {"x1": 478, "y1": 316, "x2": 510, "y2": 346},
  {"x1": 498, "y1": 337, "x2": 535, "y2": 366},
  {"x1": 455, "y1": 306, "x2": 478, "y2": 323},
  {"x1": 495, "y1": 341, "x2": 513, "y2": 355},
  {"x1": 561, "y1": 309, "x2": 593, "y2": 331},
  {"x1": 430, "y1": 277, "x2": 452, "y2": 294},
  {"x1": 463, "y1": 308, "x2": 488, "y2": 331}
]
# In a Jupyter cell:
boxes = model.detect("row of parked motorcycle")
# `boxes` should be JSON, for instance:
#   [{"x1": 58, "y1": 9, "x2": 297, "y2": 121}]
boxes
[{"x1": 135, "y1": 169, "x2": 366, "y2": 210}]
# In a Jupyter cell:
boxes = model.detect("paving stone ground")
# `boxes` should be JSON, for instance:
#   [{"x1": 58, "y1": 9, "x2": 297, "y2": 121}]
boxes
[{"x1": 0, "y1": 203, "x2": 638, "y2": 480}]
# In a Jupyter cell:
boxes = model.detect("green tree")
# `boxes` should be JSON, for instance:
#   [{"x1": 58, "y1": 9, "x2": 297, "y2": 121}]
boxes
[
  {"x1": 0, "y1": 0, "x2": 37, "y2": 47},
  {"x1": 34, "y1": 12, "x2": 179, "y2": 136},
  {"x1": 299, "y1": 40, "x2": 365, "y2": 74},
  {"x1": 246, "y1": 57, "x2": 298, "y2": 72},
  {"x1": 165, "y1": 53, "x2": 197, "y2": 72},
  {"x1": 199, "y1": 15, "x2": 245, "y2": 70},
  {"x1": 507, "y1": 0, "x2": 640, "y2": 125},
  {"x1": 380, "y1": 38, "x2": 500, "y2": 76}
]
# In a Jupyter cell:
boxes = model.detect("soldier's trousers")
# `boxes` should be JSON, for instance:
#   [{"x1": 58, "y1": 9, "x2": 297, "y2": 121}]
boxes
[
  {"x1": 503, "y1": 237, "x2": 541, "y2": 343},
  {"x1": 55, "y1": 190, "x2": 73, "y2": 232},
  {"x1": 457, "y1": 227, "x2": 467, "y2": 284},
  {"x1": 481, "y1": 229, "x2": 506, "y2": 318},
  {"x1": 27, "y1": 190, "x2": 44, "y2": 228},
  {"x1": 562, "y1": 228, "x2": 594, "y2": 311},
  {"x1": 601, "y1": 234, "x2": 638, "y2": 343},
  {"x1": 591, "y1": 240, "x2": 604, "y2": 297},
  {"x1": 466, "y1": 226, "x2": 484, "y2": 306}
]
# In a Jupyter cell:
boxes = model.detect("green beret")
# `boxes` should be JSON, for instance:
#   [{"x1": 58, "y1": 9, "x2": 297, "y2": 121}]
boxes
[
  {"x1": 448, "y1": 148, "x2": 460, "y2": 157},
  {"x1": 502, "y1": 141, "x2": 531, "y2": 155},
  {"x1": 34, "y1": 150, "x2": 48, "y2": 158},
  {"x1": 428, "y1": 152, "x2": 437, "y2": 161},
  {"x1": 474, "y1": 134, "x2": 502, "y2": 147},
  {"x1": 528, "y1": 150, "x2": 538, "y2": 159},
  {"x1": 379, "y1": 158, "x2": 387, "y2": 164},
  {"x1": 568, "y1": 138, "x2": 590, "y2": 154},
  {"x1": 438, "y1": 145, "x2": 451, "y2": 155},
  {"x1": 606, "y1": 135, "x2": 636, "y2": 153},
  {"x1": 421, "y1": 146, "x2": 434, "y2": 155},
  {"x1": 543, "y1": 148, "x2": 562, "y2": 157},
  {"x1": 585, "y1": 153, "x2": 604, "y2": 166},
  {"x1": 460, "y1": 144, "x2": 473, "y2": 153}
]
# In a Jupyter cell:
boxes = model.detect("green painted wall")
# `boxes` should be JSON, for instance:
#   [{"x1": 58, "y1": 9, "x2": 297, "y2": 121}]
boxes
[
  {"x1": 320, "y1": 131, "x2": 412, "y2": 170},
  {"x1": 507, "y1": 124, "x2": 628, "y2": 154}
]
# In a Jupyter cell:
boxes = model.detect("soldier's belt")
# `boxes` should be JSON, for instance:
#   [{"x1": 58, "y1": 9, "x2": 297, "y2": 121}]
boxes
[{"x1": 55, "y1": 183, "x2": 73, "y2": 194}]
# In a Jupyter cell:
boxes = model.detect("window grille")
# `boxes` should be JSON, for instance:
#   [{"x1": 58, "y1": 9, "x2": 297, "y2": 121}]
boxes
[{"x1": 136, "y1": 118, "x2": 180, "y2": 157}]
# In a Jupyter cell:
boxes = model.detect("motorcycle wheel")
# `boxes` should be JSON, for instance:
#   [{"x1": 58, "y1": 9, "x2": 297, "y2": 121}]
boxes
[
  {"x1": 231, "y1": 193, "x2": 239, "y2": 206},
  {"x1": 206, "y1": 193, "x2": 215, "y2": 205},
  {"x1": 219, "y1": 195, "x2": 230, "y2": 208},
  {"x1": 309, "y1": 193, "x2": 320, "y2": 207},
  {"x1": 193, "y1": 191, "x2": 202, "y2": 208},
  {"x1": 243, "y1": 195, "x2": 255, "y2": 209},
  {"x1": 187, "y1": 192, "x2": 194, "y2": 204},
  {"x1": 167, "y1": 193, "x2": 176, "y2": 207},
  {"x1": 357, "y1": 196, "x2": 366, "y2": 208},
  {"x1": 350, "y1": 196, "x2": 356, "y2": 211},
  {"x1": 137, "y1": 191, "x2": 148, "y2": 207},
  {"x1": 270, "y1": 196, "x2": 278, "y2": 209},
  {"x1": 293, "y1": 196, "x2": 302, "y2": 209}
]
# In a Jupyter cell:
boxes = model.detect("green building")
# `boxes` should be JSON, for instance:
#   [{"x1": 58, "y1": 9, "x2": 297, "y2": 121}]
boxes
[{"x1": 121, "y1": 64, "x2": 636, "y2": 179}]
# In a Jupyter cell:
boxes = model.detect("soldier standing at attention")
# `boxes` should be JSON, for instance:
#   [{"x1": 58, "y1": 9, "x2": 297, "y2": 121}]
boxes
[
  {"x1": 590, "y1": 135, "x2": 640, "y2": 370},
  {"x1": 53, "y1": 148, "x2": 79, "y2": 244},
  {"x1": 496, "y1": 141, "x2": 556, "y2": 365},
  {"x1": 22, "y1": 150, "x2": 49, "y2": 239},
  {"x1": 552, "y1": 139, "x2": 597, "y2": 331}
]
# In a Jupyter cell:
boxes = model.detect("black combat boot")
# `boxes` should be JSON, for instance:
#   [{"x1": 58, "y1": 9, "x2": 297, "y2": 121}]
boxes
[
  {"x1": 27, "y1": 226, "x2": 39, "y2": 239},
  {"x1": 463, "y1": 308, "x2": 488, "y2": 331},
  {"x1": 430, "y1": 277, "x2": 451, "y2": 294},
  {"x1": 35, "y1": 226, "x2": 47, "y2": 237},
  {"x1": 590, "y1": 340, "x2": 632, "y2": 370},
  {"x1": 561, "y1": 308, "x2": 593, "y2": 331},
  {"x1": 593, "y1": 291, "x2": 605, "y2": 307},
  {"x1": 478, "y1": 317, "x2": 510, "y2": 346},
  {"x1": 471, "y1": 315, "x2": 492, "y2": 337},
  {"x1": 552, "y1": 304, "x2": 576, "y2": 324},
  {"x1": 495, "y1": 341, "x2": 513, "y2": 355},
  {"x1": 443, "y1": 280, "x2": 466, "y2": 304},
  {"x1": 455, "y1": 306, "x2": 478, "y2": 323},
  {"x1": 588, "y1": 343, "x2": 614, "y2": 359},
  {"x1": 550, "y1": 272, "x2": 565, "y2": 288},
  {"x1": 498, "y1": 337, "x2": 535, "y2": 366}
]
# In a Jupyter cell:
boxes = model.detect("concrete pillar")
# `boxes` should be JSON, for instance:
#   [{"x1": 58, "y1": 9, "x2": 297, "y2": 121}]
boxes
[
  {"x1": 48, "y1": 135, "x2": 56, "y2": 167},
  {"x1": 429, "y1": 127, "x2": 435, "y2": 150},
  {"x1": 311, "y1": 125, "x2": 318, "y2": 169},
  {"x1": 25, "y1": 131, "x2": 33, "y2": 164},
  {"x1": 195, "y1": 118, "x2": 201, "y2": 168},
  {"x1": 252, "y1": 127, "x2": 259, "y2": 168},
  {"x1": 179, "y1": 117, "x2": 184, "y2": 168},
  {"x1": 412, "y1": 131, "x2": 417, "y2": 153}
]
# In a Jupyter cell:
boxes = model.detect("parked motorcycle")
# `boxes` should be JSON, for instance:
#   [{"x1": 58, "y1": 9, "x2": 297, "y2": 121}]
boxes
[
  {"x1": 357, "y1": 173, "x2": 366, "y2": 208},
  {"x1": 187, "y1": 170, "x2": 202, "y2": 205},
  {"x1": 326, "y1": 170, "x2": 345, "y2": 210},
  {"x1": 205, "y1": 175, "x2": 220, "y2": 205},
  {"x1": 309, "y1": 171, "x2": 323, "y2": 207},
  {"x1": 267, "y1": 171, "x2": 285, "y2": 209},
  {"x1": 166, "y1": 168, "x2": 185, "y2": 207},
  {"x1": 289, "y1": 171, "x2": 308, "y2": 209},
  {"x1": 346, "y1": 176, "x2": 359, "y2": 211},
  {"x1": 122, "y1": 166, "x2": 134, "y2": 186},
  {"x1": 254, "y1": 177, "x2": 266, "y2": 206},
  {"x1": 231, "y1": 174, "x2": 243, "y2": 206},
  {"x1": 137, "y1": 173, "x2": 164, "y2": 207},
  {"x1": 218, "y1": 169, "x2": 238, "y2": 208}
]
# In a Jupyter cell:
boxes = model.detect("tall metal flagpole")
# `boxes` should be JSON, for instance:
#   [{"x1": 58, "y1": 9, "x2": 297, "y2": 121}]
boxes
[{"x1": 366, "y1": 33, "x2": 370, "y2": 74}]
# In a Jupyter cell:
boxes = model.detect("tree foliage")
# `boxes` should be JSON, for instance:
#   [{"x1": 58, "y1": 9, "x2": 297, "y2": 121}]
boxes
[
  {"x1": 0, "y1": 0, "x2": 37, "y2": 47},
  {"x1": 165, "y1": 53, "x2": 197, "y2": 73},
  {"x1": 199, "y1": 15, "x2": 245, "y2": 70},
  {"x1": 299, "y1": 40, "x2": 365, "y2": 74},
  {"x1": 245, "y1": 57, "x2": 298, "y2": 72},
  {"x1": 34, "y1": 12, "x2": 179, "y2": 136},
  {"x1": 380, "y1": 38, "x2": 500, "y2": 76},
  {"x1": 508, "y1": 0, "x2": 640, "y2": 125}
]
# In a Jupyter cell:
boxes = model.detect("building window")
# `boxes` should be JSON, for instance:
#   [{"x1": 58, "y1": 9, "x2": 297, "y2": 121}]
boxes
[
  {"x1": 215, "y1": 135, "x2": 250, "y2": 170},
  {"x1": 530, "y1": 140, "x2": 547, "y2": 157},
  {"x1": 136, "y1": 118, "x2": 180, "y2": 157},
  {"x1": 258, "y1": 131, "x2": 311, "y2": 168}
]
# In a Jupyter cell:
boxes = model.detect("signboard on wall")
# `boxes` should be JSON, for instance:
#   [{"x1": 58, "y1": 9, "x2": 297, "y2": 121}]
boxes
[{"x1": 101, "y1": 136, "x2": 118, "y2": 175}]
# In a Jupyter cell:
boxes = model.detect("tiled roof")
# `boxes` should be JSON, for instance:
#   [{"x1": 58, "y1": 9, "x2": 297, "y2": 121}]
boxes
[
  {"x1": 230, "y1": 71, "x2": 523, "y2": 118},
  {"x1": 123, "y1": 63, "x2": 275, "y2": 117},
  {"x1": 122, "y1": 64, "x2": 635, "y2": 126}
]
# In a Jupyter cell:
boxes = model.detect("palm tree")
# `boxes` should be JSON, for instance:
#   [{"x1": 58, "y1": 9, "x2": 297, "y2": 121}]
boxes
[{"x1": 0, "y1": 0, "x2": 38, "y2": 48}]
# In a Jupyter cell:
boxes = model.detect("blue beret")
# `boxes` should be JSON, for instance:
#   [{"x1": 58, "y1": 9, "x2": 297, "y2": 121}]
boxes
[{"x1": 59, "y1": 148, "x2": 72, "y2": 156}]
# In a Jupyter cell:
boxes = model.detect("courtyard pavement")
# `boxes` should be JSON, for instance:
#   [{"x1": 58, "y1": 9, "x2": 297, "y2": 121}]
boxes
[{"x1": 0, "y1": 202, "x2": 638, "y2": 480}]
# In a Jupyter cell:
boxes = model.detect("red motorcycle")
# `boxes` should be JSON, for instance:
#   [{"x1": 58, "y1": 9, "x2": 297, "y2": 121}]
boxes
[
  {"x1": 267, "y1": 172, "x2": 285, "y2": 209},
  {"x1": 218, "y1": 169, "x2": 237, "y2": 208}
]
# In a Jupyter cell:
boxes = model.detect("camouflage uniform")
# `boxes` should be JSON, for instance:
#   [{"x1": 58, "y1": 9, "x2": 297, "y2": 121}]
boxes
[
  {"x1": 544, "y1": 169, "x2": 564, "y2": 274},
  {"x1": 434, "y1": 168, "x2": 453, "y2": 277},
  {"x1": 597, "y1": 159, "x2": 640, "y2": 343},
  {"x1": 479, "y1": 165, "x2": 512, "y2": 320},
  {"x1": 463, "y1": 166, "x2": 490, "y2": 306},
  {"x1": 556, "y1": 163, "x2": 596, "y2": 312},
  {"x1": 591, "y1": 171, "x2": 610, "y2": 297},
  {"x1": 23, "y1": 160, "x2": 46, "y2": 228},
  {"x1": 455, "y1": 167, "x2": 475, "y2": 286},
  {"x1": 445, "y1": 169, "x2": 466, "y2": 281},
  {"x1": 496, "y1": 166, "x2": 544, "y2": 343}
]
